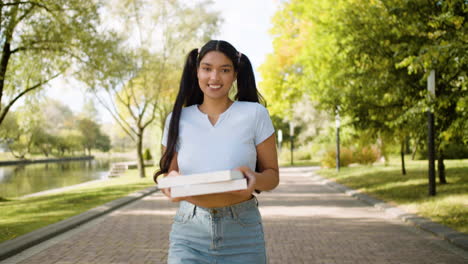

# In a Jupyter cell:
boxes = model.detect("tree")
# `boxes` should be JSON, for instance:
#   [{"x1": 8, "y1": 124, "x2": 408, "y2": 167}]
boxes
[
  {"x1": 40, "y1": 98, "x2": 75, "y2": 131},
  {"x1": 0, "y1": 0, "x2": 114, "y2": 127},
  {"x1": 0, "y1": 104, "x2": 43, "y2": 158},
  {"x1": 80, "y1": 98, "x2": 101, "y2": 123},
  {"x1": 79, "y1": 0, "x2": 221, "y2": 178},
  {"x1": 76, "y1": 117, "x2": 111, "y2": 155},
  {"x1": 31, "y1": 127, "x2": 56, "y2": 157},
  {"x1": 391, "y1": 0, "x2": 468, "y2": 183},
  {"x1": 263, "y1": 0, "x2": 467, "y2": 182},
  {"x1": 96, "y1": 133, "x2": 111, "y2": 153}
]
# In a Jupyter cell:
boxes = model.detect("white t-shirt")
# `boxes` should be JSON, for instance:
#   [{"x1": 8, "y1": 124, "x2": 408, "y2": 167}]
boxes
[{"x1": 162, "y1": 101, "x2": 275, "y2": 175}]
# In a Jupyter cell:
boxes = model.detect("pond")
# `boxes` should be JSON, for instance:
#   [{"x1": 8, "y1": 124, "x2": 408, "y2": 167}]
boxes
[{"x1": 0, "y1": 158, "x2": 130, "y2": 198}]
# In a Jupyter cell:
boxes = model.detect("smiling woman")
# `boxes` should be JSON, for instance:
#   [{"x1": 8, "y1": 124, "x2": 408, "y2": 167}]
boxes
[{"x1": 153, "y1": 40, "x2": 279, "y2": 263}]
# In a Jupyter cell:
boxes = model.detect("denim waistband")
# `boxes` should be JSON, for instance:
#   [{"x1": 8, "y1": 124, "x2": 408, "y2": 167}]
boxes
[{"x1": 178, "y1": 196, "x2": 258, "y2": 217}]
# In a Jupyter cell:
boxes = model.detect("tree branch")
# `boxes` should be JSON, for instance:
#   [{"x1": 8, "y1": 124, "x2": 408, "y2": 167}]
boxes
[
  {"x1": 0, "y1": 72, "x2": 61, "y2": 124},
  {"x1": 92, "y1": 90, "x2": 136, "y2": 142},
  {"x1": 1, "y1": 1, "x2": 51, "y2": 12}
]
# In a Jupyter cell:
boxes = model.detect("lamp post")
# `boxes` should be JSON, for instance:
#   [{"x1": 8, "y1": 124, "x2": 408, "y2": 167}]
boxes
[
  {"x1": 278, "y1": 129, "x2": 283, "y2": 152},
  {"x1": 289, "y1": 122, "x2": 294, "y2": 166},
  {"x1": 427, "y1": 70, "x2": 436, "y2": 196},
  {"x1": 335, "y1": 109, "x2": 341, "y2": 172}
]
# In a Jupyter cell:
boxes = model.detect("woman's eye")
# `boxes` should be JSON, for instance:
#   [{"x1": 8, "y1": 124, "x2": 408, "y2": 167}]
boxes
[
  {"x1": 203, "y1": 67, "x2": 211, "y2": 71},
  {"x1": 222, "y1": 69, "x2": 231, "y2": 73}
]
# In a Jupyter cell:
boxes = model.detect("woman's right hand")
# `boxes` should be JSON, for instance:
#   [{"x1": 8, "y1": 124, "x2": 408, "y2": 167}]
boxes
[{"x1": 160, "y1": 170, "x2": 187, "y2": 202}]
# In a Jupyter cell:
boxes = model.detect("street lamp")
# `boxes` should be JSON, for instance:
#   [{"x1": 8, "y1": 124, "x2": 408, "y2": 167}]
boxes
[
  {"x1": 335, "y1": 109, "x2": 341, "y2": 172},
  {"x1": 427, "y1": 70, "x2": 436, "y2": 196},
  {"x1": 289, "y1": 122, "x2": 295, "y2": 166},
  {"x1": 278, "y1": 129, "x2": 283, "y2": 152}
]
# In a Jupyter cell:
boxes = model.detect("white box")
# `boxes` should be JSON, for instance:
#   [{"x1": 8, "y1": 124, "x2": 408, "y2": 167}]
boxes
[
  {"x1": 158, "y1": 170, "x2": 244, "y2": 188},
  {"x1": 170, "y1": 178, "x2": 247, "y2": 198}
]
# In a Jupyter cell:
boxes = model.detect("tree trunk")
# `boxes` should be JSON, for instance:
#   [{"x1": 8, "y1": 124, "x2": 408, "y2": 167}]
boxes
[
  {"x1": 405, "y1": 136, "x2": 411, "y2": 154},
  {"x1": 380, "y1": 136, "x2": 389, "y2": 166},
  {"x1": 0, "y1": 5, "x2": 18, "y2": 125},
  {"x1": 438, "y1": 149, "x2": 447, "y2": 184},
  {"x1": 400, "y1": 140, "x2": 406, "y2": 175},
  {"x1": 411, "y1": 142, "x2": 418, "y2": 160},
  {"x1": 137, "y1": 129, "x2": 146, "y2": 178}
]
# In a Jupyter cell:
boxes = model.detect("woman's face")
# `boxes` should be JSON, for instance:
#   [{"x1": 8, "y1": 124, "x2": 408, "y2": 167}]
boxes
[{"x1": 197, "y1": 51, "x2": 236, "y2": 101}]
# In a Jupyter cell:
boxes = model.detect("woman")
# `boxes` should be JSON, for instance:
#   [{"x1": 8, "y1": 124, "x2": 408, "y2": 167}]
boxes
[{"x1": 154, "y1": 40, "x2": 279, "y2": 263}]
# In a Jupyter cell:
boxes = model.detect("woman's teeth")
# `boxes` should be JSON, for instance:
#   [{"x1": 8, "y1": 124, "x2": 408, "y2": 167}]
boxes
[{"x1": 209, "y1": 85, "x2": 221, "y2": 89}]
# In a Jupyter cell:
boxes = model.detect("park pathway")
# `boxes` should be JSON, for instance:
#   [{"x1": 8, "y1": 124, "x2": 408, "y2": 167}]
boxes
[{"x1": 1, "y1": 167, "x2": 467, "y2": 263}]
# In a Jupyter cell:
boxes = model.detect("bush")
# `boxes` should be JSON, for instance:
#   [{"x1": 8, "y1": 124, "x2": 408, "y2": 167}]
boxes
[
  {"x1": 296, "y1": 150, "x2": 312, "y2": 161},
  {"x1": 143, "y1": 148, "x2": 153, "y2": 161},
  {"x1": 321, "y1": 145, "x2": 380, "y2": 167},
  {"x1": 354, "y1": 146, "x2": 380, "y2": 165},
  {"x1": 321, "y1": 147, "x2": 354, "y2": 168},
  {"x1": 415, "y1": 142, "x2": 468, "y2": 160},
  {"x1": 443, "y1": 143, "x2": 468, "y2": 159}
]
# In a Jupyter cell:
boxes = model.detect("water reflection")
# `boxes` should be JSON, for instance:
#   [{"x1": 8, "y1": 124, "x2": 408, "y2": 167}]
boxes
[{"x1": 0, "y1": 158, "x2": 128, "y2": 198}]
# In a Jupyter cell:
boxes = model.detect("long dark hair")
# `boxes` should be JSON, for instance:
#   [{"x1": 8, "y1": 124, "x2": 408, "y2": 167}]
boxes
[{"x1": 154, "y1": 40, "x2": 265, "y2": 182}]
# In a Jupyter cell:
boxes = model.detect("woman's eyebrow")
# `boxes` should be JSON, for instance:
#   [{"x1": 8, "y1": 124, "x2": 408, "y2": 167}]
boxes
[{"x1": 200, "y1": 62, "x2": 233, "y2": 68}]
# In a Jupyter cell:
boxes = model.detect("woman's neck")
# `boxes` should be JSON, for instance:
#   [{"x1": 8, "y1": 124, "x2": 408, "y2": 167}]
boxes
[{"x1": 199, "y1": 97, "x2": 233, "y2": 116}]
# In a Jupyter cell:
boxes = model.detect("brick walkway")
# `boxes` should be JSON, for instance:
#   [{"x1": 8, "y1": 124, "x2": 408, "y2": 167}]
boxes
[{"x1": 2, "y1": 167, "x2": 467, "y2": 263}]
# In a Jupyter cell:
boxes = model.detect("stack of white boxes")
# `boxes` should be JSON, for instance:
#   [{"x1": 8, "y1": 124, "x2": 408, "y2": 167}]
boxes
[{"x1": 157, "y1": 170, "x2": 247, "y2": 198}]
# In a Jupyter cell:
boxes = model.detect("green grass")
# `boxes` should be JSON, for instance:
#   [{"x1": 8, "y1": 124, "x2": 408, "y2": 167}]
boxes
[
  {"x1": 317, "y1": 158, "x2": 468, "y2": 233},
  {"x1": 0, "y1": 167, "x2": 156, "y2": 243}
]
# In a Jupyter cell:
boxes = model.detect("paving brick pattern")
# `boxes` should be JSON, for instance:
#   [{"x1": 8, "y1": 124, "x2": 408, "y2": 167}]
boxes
[{"x1": 5, "y1": 167, "x2": 468, "y2": 263}]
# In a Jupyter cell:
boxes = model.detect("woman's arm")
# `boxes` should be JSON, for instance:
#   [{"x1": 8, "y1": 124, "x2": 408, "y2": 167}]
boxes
[
  {"x1": 254, "y1": 134, "x2": 280, "y2": 190},
  {"x1": 236, "y1": 134, "x2": 279, "y2": 192}
]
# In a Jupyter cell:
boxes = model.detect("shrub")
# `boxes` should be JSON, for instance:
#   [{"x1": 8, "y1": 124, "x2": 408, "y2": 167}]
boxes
[
  {"x1": 143, "y1": 148, "x2": 153, "y2": 161},
  {"x1": 354, "y1": 146, "x2": 380, "y2": 165},
  {"x1": 443, "y1": 143, "x2": 468, "y2": 159},
  {"x1": 321, "y1": 147, "x2": 354, "y2": 168},
  {"x1": 296, "y1": 150, "x2": 312, "y2": 161},
  {"x1": 414, "y1": 142, "x2": 468, "y2": 160}
]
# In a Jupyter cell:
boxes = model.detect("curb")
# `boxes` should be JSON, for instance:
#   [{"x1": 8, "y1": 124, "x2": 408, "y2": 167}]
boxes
[
  {"x1": 0, "y1": 186, "x2": 159, "y2": 261},
  {"x1": 310, "y1": 173, "x2": 468, "y2": 252}
]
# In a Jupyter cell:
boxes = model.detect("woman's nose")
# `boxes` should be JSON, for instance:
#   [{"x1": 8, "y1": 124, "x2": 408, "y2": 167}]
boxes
[{"x1": 209, "y1": 70, "x2": 220, "y2": 80}]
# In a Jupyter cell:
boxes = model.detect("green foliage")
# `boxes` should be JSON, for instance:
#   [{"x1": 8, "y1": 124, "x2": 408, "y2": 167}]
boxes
[
  {"x1": 444, "y1": 143, "x2": 468, "y2": 159},
  {"x1": 143, "y1": 148, "x2": 153, "y2": 161},
  {"x1": 96, "y1": 133, "x2": 112, "y2": 153},
  {"x1": 263, "y1": 0, "x2": 467, "y2": 163},
  {"x1": 76, "y1": 118, "x2": 110, "y2": 155},
  {"x1": 0, "y1": 98, "x2": 112, "y2": 158},
  {"x1": 0, "y1": 0, "x2": 114, "y2": 127},
  {"x1": 296, "y1": 151, "x2": 311, "y2": 161},
  {"x1": 417, "y1": 141, "x2": 468, "y2": 160}
]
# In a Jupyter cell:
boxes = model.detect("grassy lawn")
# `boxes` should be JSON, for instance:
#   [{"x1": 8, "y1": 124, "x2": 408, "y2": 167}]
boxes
[
  {"x1": 0, "y1": 167, "x2": 156, "y2": 243},
  {"x1": 317, "y1": 158, "x2": 468, "y2": 233}
]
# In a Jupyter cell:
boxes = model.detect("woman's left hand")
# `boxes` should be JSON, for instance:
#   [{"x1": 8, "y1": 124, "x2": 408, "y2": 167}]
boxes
[{"x1": 230, "y1": 166, "x2": 257, "y2": 195}]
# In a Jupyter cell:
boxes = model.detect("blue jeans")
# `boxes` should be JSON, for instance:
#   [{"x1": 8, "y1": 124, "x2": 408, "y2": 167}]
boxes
[{"x1": 168, "y1": 197, "x2": 266, "y2": 264}]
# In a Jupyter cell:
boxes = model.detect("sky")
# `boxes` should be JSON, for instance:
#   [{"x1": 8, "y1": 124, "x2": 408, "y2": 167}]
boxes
[{"x1": 46, "y1": 0, "x2": 280, "y2": 123}]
